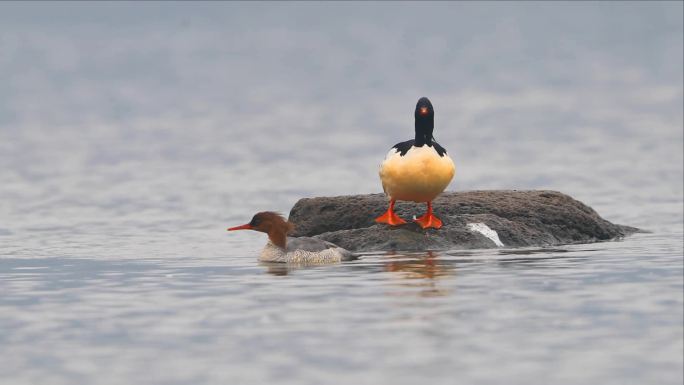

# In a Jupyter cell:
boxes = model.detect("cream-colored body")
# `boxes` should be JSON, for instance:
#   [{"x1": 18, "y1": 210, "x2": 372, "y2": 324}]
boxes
[
  {"x1": 259, "y1": 239, "x2": 354, "y2": 264},
  {"x1": 379, "y1": 145, "x2": 455, "y2": 202}
]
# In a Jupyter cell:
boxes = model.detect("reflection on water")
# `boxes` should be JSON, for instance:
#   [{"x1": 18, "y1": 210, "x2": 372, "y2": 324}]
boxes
[
  {"x1": 383, "y1": 251, "x2": 451, "y2": 297},
  {"x1": 262, "y1": 262, "x2": 291, "y2": 276},
  {"x1": 260, "y1": 246, "x2": 608, "y2": 299},
  {"x1": 261, "y1": 251, "x2": 453, "y2": 296}
]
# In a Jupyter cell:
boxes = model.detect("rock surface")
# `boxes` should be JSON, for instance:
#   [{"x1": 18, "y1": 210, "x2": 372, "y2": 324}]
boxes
[{"x1": 287, "y1": 190, "x2": 639, "y2": 252}]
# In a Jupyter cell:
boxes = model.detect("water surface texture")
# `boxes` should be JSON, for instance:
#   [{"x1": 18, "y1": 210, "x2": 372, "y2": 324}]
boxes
[{"x1": 1, "y1": 3, "x2": 683, "y2": 385}]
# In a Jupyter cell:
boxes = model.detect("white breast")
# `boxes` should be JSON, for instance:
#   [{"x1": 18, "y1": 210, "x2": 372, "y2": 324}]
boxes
[{"x1": 379, "y1": 145, "x2": 455, "y2": 202}]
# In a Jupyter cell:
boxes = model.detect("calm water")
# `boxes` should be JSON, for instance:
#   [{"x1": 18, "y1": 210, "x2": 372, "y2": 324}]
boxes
[{"x1": 1, "y1": 3, "x2": 683, "y2": 385}]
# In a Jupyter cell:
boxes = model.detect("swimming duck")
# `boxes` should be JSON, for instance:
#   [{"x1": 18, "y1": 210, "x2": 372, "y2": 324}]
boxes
[
  {"x1": 376, "y1": 97, "x2": 455, "y2": 229},
  {"x1": 228, "y1": 212, "x2": 357, "y2": 263}
]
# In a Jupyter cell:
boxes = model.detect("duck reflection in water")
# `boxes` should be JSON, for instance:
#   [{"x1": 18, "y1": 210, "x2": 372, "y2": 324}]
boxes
[
  {"x1": 260, "y1": 261, "x2": 322, "y2": 276},
  {"x1": 383, "y1": 251, "x2": 452, "y2": 297},
  {"x1": 262, "y1": 251, "x2": 455, "y2": 293}
]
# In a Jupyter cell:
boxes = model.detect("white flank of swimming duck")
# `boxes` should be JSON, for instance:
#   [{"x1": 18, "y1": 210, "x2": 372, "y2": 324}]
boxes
[
  {"x1": 376, "y1": 97, "x2": 455, "y2": 229},
  {"x1": 228, "y1": 212, "x2": 356, "y2": 263}
]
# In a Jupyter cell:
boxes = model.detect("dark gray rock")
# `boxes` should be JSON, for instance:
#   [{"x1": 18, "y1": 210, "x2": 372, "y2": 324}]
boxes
[{"x1": 287, "y1": 190, "x2": 639, "y2": 252}]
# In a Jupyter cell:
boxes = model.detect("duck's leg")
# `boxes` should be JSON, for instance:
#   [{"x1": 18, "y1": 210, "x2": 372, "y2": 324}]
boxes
[
  {"x1": 414, "y1": 201, "x2": 443, "y2": 229},
  {"x1": 375, "y1": 199, "x2": 407, "y2": 226}
]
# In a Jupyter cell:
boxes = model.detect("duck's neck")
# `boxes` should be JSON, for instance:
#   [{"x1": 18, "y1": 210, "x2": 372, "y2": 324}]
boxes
[
  {"x1": 267, "y1": 230, "x2": 287, "y2": 249},
  {"x1": 415, "y1": 117, "x2": 434, "y2": 147}
]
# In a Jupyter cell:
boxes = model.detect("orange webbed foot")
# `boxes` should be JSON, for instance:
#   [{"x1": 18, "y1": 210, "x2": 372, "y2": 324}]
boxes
[
  {"x1": 414, "y1": 212, "x2": 443, "y2": 229},
  {"x1": 414, "y1": 201, "x2": 443, "y2": 229},
  {"x1": 375, "y1": 199, "x2": 407, "y2": 226},
  {"x1": 375, "y1": 210, "x2": 407, "y2": 226}
]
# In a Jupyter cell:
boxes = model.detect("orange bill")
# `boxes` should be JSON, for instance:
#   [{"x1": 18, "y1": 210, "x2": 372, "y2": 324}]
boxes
[{"x1": 227, "y1": 223, "x2": 252, "y2": 231}]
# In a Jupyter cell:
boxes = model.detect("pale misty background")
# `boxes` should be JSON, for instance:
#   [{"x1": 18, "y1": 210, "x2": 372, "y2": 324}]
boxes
[
  {"x1": 0, "y1": 2, "x2": 682, "y2": 385},
  {"x1": 2, "y1": 2, "x2": 682, "y2": 235}
]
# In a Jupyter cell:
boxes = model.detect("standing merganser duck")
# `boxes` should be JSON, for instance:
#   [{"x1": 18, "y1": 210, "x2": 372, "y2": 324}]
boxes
[
  {"x1": 375, "y1": 97, "x2": 455, "y2": 229},
  {"x1": 227, "y1": 212, "x2": 357, "y2": 263}
]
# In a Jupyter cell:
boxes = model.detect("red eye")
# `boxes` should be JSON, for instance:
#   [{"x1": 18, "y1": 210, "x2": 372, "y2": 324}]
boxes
[{"x1": 419, "y1": 107, "x2": 429, "y2": 116}]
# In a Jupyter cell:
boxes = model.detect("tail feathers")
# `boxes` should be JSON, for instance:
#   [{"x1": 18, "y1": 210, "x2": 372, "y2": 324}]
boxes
[{"x1": 338, "y1": 248, "x2": 360, "y2": 261}]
